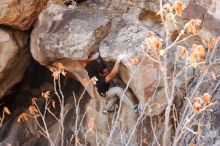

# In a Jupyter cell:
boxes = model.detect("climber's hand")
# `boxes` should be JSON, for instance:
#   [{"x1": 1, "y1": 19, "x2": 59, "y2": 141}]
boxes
[
  {"x1": 116, "y1": 54, "x2": 126, "y2": 63},
  {"x1": 88, "y1": 52, "x2": 99, "y2": 61}
]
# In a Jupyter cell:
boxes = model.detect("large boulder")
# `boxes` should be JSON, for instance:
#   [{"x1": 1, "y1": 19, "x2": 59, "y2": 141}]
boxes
[
  {"x1": 0, "y1": 0, "x2": 65, "y2": 30},
  {"x1": 0, "y1": 26, "x2": 30, "y2": 99},
  {"x1": 30, "y1": 4, "x2": 112, "y2": 107},
  {"x1": 30, "y1": 4, "x2": 113, "y2": 115},
  {"x1": 31, "y1": 4, "x2": 111, "y2": 65}
]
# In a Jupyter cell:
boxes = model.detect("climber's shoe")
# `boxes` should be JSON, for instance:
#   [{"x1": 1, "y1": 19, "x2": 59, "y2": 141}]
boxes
[
  {"x1": 133, "y1": 104, "x2": 143, "y2": 113},
  {"x1": 103, "y1": 104, "x2": 119, "y2": 114}
]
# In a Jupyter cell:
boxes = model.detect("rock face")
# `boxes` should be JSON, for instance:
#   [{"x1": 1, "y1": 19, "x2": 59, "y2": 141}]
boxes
[
  {"x1": 181, "y1": 0, "x2": 220, "y2": 38},
  {"x1": 31, "y1": 4, "x2": 111, "y2": 65},
  {"x1": 31, "y1": 4, "x2": 167, "y2": 116},
  {"x1": 30, "y1": 4, "x2": 112, "y2": 113},
  {"x1": 99, "y1": 7, "x2": 166, "y2": 116},
  {"x1": 0, "y1": 0, "x2": 65, "y2": 30},
  {"x1": 0, "y1": 26, "x2": 30, "y2": 99},
  {"x1": 30, "y1": 4, "x2": 164, "y2": 145},
  {"x1": 1, "y1": 0, "x2": 220, "y2": 146}
]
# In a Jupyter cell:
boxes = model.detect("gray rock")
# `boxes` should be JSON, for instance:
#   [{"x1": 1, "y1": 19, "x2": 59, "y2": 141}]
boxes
[
  {"x1": 99, "y1": 7, "x2": 166, "y2": 116},
  {"x1": 31, "y1": 4, "x2": 111, "y2": 65},
  {"x1": 0, "y1": 27, "x2": 30, "y2": 99}
]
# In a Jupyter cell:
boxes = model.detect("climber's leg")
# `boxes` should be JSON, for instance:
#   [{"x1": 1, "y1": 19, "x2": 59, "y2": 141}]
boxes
[
  {"x1": 105, "y1": 97, "x2": 119, "y2": 112},
  {"x1": 105, "y1": 86, "x2": 137, "y2": 111}
]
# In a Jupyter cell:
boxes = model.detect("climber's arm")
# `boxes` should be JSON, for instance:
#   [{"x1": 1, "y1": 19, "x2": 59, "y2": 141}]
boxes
[
  {"x1": 79, "y1": 60, "x2": 89, "y2": 68},
  {"x1": 105, "y1": 62, "x2": 120, "y2": 83},
  {"x1": 79, "y1": 52, "x2": 99, "y2": 68},
  {"x1": 105, "y1": 54, "x2": 125, "y2": 83}
]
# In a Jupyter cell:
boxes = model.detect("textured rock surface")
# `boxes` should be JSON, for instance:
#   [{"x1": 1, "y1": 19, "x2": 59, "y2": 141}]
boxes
[
  {"x1": 31, "y1": 4, "x2": 167, "y2": 116},
  {"x1": 0, "y1": 26, "x2": 30, "y2": 99},
  {"x1": 0, "y1": 0, "x2": 65, "y2": 30},
  {"x1": 30, "y1": 4, "x2": 112, "y2": 114},
  {"x1": 99, "y1": 7, "x2": 166, "y2": 116},
  {"x1": 181, "y1": 0, "x2": 220, "y2": 39},
  {"x1": 31, "y1": 4, "x2": 111, "y2": 65}
]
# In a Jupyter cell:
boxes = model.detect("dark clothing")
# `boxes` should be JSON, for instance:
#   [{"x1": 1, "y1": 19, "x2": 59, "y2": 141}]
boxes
[
  {"x1": 85, "y1": 62, "x2": 110, "y2": 97},
  {"x1": 85, "y1": 61, "x2": 98, "y2": 78},
  {"x1": 96, "y1": 75, "x2": 110, "y2": 97}
]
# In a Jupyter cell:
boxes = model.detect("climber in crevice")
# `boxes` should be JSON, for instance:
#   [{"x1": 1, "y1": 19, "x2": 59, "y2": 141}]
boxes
[{"x1": 79, "y1": 52, "x2": 140, "y2": 113}]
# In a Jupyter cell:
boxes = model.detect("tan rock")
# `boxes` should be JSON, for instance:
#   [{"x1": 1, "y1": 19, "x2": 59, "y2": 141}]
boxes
[
  {"x1": 0, "y1": 0, "x2": 66, "y2": 30},
  {"x1": 170, "y1": 0, "x2": 220, "y2": 37},
  {"x1": 0, "y1": 27, "x2": 31, "y2": 99}
]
